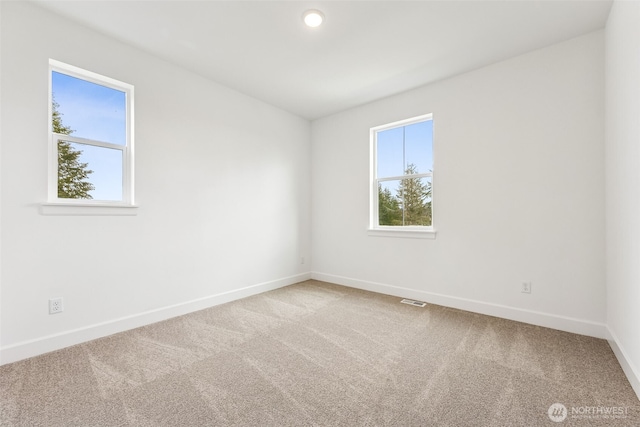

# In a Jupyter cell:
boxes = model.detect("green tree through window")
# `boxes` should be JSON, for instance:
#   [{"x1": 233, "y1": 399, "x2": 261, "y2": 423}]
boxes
[
  {"x1": 378, "y1": 184, "x2": 402, "y2": 225},
  {"x1": 378, "y1": 163, "x2": 432, "y2": 226},
  {"x1": 52, "y1": 97, "x2": 95, "y2": 199},
  {"x1": 397, "y1": 164, "x2": 432, "y2": 226}
]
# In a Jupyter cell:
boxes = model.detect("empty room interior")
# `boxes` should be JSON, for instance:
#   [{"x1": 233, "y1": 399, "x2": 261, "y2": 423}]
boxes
[{"x1": 1, "y1": 0, "x2": 640, "y2": 425}]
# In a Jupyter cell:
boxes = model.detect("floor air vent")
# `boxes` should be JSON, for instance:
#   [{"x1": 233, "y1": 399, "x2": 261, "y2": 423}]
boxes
[{"x1": 400, "y1": 299, "x2": 427, "y2": 308}]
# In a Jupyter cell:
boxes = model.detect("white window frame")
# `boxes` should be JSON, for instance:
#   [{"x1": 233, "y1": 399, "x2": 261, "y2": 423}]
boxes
[
  {"x1": 43, "y1": 59, "x2": 136, "y2": 216},
  {"x1": 369, "y1": 113, "x2": 436, "y2": 239}
]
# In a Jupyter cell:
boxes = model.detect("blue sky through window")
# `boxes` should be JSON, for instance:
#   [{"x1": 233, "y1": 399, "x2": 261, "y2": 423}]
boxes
[{"x1": 377, "y1": 120, "x2": 433, "y2": 178}]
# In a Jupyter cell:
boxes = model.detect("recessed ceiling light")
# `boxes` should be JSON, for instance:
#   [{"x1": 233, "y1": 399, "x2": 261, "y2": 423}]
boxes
[{"x1": 303, "y1": 9, "x2": 324, "y2": 28}]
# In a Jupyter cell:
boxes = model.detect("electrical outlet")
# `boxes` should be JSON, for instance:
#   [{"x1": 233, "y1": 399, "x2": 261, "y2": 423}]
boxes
[
  {"x1": 300, "y1": 256, "x2": 305, "y2": 265},
  {"x1": 521, "y1": 282, "x2": 532, "y2": 294},
  {"x1": 49, "y1": 297, "x2": 64, "y2": 314}
]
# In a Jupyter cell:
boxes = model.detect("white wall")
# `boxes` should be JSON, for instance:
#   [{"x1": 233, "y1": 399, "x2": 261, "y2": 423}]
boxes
[
  {"x1": 311, "y1": 31, "x2": 606, "y2": 338},
  {"x1": 0, "y1": 1, "x2": 311, "y2": 364},
  {"x1": 605, "y1": 0, "x2": 640, "y2": 398}
]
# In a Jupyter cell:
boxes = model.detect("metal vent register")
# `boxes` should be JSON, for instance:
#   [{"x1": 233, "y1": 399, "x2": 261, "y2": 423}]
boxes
[{"x1": 400, "y1": 299, "x2": 427, "y2": 308}]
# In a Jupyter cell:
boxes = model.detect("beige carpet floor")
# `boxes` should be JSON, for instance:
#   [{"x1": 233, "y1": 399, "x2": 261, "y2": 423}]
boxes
[{"x1": 1, "y1": 280, "x2": 638, "y2": 426}]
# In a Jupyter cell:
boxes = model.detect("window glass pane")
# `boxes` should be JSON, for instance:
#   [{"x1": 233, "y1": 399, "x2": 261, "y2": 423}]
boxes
[
  {"x1": 52, "y1": 71, "x2": 126, "y2": 145},
  {"x1": 404, "y1": 120, "x2": 433, "y2": 174},
  {"x1": 58, "y1": 140, "x2": 123, "y2": 201},
  {"x1": 376, "y1": 127, "x2": 404, "y2": 178},
  {"x1": 398, "y1": 176, "x2": 432, "y2": 226},
  {"x1": 378, "y1": 180, "x2": 402, "y2": 226},
  {"x1": 372, "y1": 115, "x2": 433, "y2": 229}
]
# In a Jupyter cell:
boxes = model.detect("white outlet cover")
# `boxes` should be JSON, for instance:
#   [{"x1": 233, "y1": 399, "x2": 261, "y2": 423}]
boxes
[{"x1": 49, "y1": 297, "x2": 64, "y2": 314}]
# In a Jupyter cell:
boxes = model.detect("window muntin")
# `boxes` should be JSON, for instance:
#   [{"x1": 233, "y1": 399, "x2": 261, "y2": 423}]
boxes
[
  {"x1": 371, "y1": 114, "x2": 433, "y2": 230},
  {"x1": 48, "y1": 60, "x2": 134, "y2": 205}
]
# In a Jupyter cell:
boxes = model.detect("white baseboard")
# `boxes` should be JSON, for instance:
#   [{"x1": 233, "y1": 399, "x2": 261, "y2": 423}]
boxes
[
  {"x1": 311, "y1": 272, "x2": 611, "y2": 340},
  {"x1": 608, "y1": 328, "x2": 640, "y2": 400},
  {"x1": 0, "y1": 272, "x2": 311, "y2": 366}
]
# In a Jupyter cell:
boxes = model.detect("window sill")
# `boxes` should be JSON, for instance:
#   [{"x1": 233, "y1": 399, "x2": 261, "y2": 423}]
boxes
[
  {"x1": 40, "y1": 203, "x2": 139, "y2": 216},
  {"x1": 367, "y1": 227, "x2": 436, "y2": 239}
]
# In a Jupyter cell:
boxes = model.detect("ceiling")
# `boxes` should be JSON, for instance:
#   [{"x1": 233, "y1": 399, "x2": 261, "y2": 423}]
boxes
[{"x1": 32, "y1": 0, "x2": 613, "y2": 120}]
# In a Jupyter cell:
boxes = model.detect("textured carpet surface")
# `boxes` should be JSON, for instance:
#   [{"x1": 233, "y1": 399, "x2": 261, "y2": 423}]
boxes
[{"x1": 1, "y1": 280, "x2": 638, "y2": 426}]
